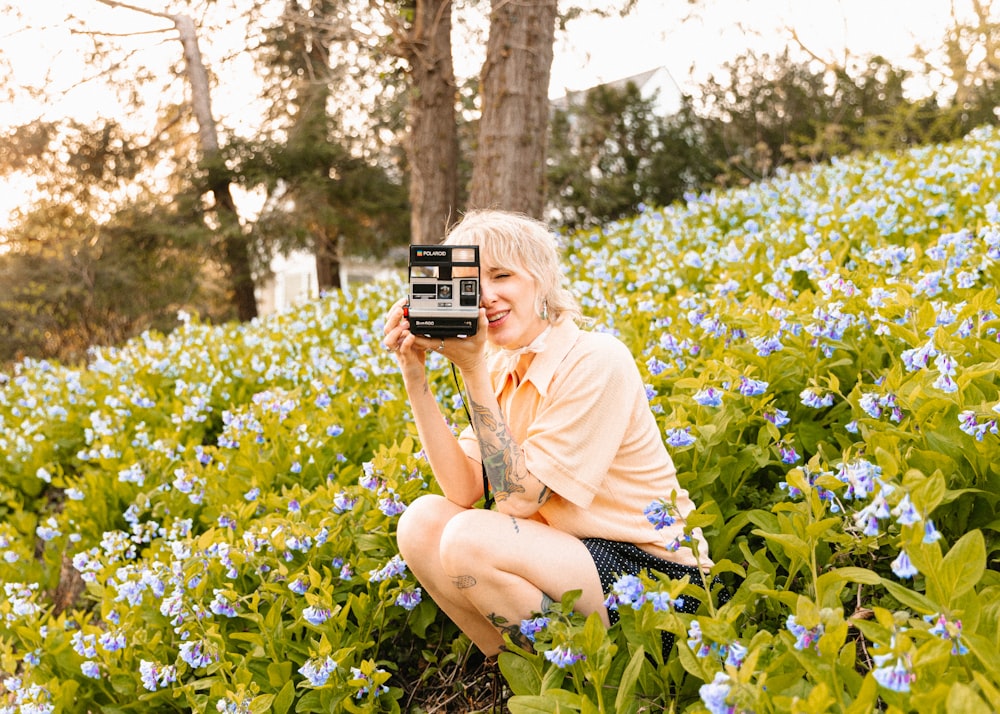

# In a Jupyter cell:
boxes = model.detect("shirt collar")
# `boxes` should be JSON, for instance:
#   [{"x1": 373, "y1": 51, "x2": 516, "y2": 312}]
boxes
[{"x1": 505, "y1": 318, "x2": 579, "y2": 398}]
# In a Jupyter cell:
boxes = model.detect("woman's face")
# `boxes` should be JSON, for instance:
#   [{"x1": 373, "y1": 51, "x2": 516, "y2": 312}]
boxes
[{"x1": 477, "y1": 253, "x2": 547, "y2": 349}]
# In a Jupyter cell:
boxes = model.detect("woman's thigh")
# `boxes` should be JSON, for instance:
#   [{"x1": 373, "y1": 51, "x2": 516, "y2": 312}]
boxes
[{"x1": 438, "y1": 508, "x2": 608, "y2": 617}]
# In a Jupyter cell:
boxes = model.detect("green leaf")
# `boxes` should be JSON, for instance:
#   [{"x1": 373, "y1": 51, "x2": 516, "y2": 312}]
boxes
[
  {"x1": 272, "y1": 680, "x2": 295, "y2": 714},
  {"x1": 815, "y1": 567, "x2": 881, "y2": 608},
  {"x1": 500, "y1": 652, "x2": 543, "y2": 696},
  {"x1": 880, "y1": 578, "x2": 939, "y2": 614},
  {"x1": 939, "y1": 529, "x2": 986, "y2": 602},
  {"x1": 614, "y1": 647, "x2": 646, "y2": 714}
]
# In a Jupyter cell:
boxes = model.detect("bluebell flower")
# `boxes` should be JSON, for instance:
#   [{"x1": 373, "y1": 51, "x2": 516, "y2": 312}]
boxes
[
  {"x1": 699, "y1": 671, "x2": 734, "y2": 714},
  {"x1": 299, "y1": 656, "x2": 338, "y2": 687},
  {"x1": 925, "y1": 614, "x2": 969, "y2": 655},
  {"x1": 891, "y1": 549, "x2": 919, "y2": 579},
  {"x1": 800, "y1": 389, "x2": 834, "y2": 408},
  {"x1": 738, "y1": 376, "x2": 768, "y2": 396},
  {"x1": 694, "y1": 387, "x2": 723, "y2": 407},
  {"x1": 302, "y1": 606, "x2": 332, "y2": 625},
  {"x1": 244, "y1": 487, "x2": 260, "y2": 502},
  {"x1": 665, "y1": 427, "x2": 696, "y2": 448},
  {"x1": 687, "y1": 620, "x2": 712, "y2": 658},
  {"x1": 724, "y1": 641, "x2": 748, "y2": 668},
  {"x1": 81, "y1": 661, "x2": 101, "y2": 679},
  {"x1": 395, "y1": 588, "x2": 422, "y2": 611},
  {"x1": 350, "y1": 666, "x2": 390, "y2": 698},
  {"x1": 289, "y1": 577, "x2": 309, "y2": 595},
  {"x1": 780, "y1": 445, "x2": 800, "y2": 464},
  {"x1": 648, "y1": 591, "x2": 684, "y2": 612},
  {"x1": 643, "y1": 499, "x2": 677, "y2": 530},
  {"x1": 139, "y1": 660, "x2": 177, "y2": 691},
  {"x1": 179, "y1": 640, "x2": 216, "y2": 669},
  {"x1": 786, "y1": 614, "x2": 823, "y2": 652},
  {"x1": 209, "y1": 590, "x2": 239, "y2": 618},
  {"x1": 606, "y1": 574, "x2": 646, "y2": 610},
  {"x1": 544, "y1": 645, "x2": 586, "y2": 668},
  {"x1": 891, "y1": 494, "x2": 921, "y2": 526},
  {"x1": 378, "y1": 494, "x2": 407, "y2": 517},
  {"x1": 647, "y1": 356, "x2": 669, "y2": 376},
  {"x1": 327, "y1": 425, "x2": 344, "y2": 437},
  {"x1": 368, "y1": 555, "x2": 407, "y2": 582},
  {"x1": 765, "y1": 408, "x2": 790, "y2": 427},
  {"x1": 519, "y1": 616, "x2": 550, "y2": 642},
  {"x1": 872, "y1": 654, "x2": 914, "y2": 692},
  {"x1": 932, "y1": 373, "x2": 958, "y2": 392},
  {"x1": 332, "y1": 492, "x2": 358, "y2": 514},
  {"x1": 923, "y1": 519, "x2": 943, "y2": 543}
]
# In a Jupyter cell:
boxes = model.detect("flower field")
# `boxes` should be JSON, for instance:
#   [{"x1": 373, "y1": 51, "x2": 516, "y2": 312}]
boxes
[{"x1": 2, "y1": 125, "x2": 1000, "y2": 713}]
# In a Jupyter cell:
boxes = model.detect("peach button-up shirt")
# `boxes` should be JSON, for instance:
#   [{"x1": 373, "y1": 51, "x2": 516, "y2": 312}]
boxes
[{"x1": 458, "y1": 318, "x2": 712, "y2": 568}]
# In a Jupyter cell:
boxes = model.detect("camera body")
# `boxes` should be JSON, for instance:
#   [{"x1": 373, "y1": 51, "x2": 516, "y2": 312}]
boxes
[{"x1": 405, "y1": 244, "x2": 480, "y2": 338}]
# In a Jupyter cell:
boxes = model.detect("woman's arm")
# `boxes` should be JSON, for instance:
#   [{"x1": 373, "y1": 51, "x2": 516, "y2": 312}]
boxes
[{"x1": 383, "y1": 299, "x2": 483, "y2": 507}]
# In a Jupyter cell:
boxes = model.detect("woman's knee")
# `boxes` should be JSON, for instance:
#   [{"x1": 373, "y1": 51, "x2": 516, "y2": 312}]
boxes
[
  {"x1": 396, "y1": 494, "x2": 457, "y2": 558},
  {"x1": 437, "y1": 509, "x2": 494, "y2": 574}
]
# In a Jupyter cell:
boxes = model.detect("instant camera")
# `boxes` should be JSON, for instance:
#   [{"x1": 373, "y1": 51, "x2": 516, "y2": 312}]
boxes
[{"x1": 405, "y1": 244, "x2": 480, "y2": 338}]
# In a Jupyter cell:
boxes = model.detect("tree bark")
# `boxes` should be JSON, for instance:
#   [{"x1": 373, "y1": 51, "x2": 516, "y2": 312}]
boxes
[
  {"x1": 469, "y1": 0, "x2": 557, "y2": 217},
  {"x1": 395, "y1": 0, "x2": 460, "y2": 244}
]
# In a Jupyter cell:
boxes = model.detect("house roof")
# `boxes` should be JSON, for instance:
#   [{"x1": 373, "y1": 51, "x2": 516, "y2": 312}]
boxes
[{"x1": 549, "y1": 66, "x2": 681, "y2": 113}]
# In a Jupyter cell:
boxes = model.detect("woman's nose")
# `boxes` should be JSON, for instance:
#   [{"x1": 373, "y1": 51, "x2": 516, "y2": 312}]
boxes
[{"x1": 479, "y1": 280, "x2": 495, "y2": 306}]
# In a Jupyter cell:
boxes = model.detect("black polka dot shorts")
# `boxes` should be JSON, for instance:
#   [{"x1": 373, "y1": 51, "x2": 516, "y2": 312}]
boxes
[
  {"x1": 581, "y1": 537, "x2": 705, "y2": 625},
  {"x1": 582, "y1": 537, "x2": 726, "y2": 660}
]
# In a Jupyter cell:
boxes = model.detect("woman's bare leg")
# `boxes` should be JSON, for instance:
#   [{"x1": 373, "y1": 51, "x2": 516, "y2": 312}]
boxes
[{"x1": 396, "y1": 494, "x2": 608, "y2": 656}]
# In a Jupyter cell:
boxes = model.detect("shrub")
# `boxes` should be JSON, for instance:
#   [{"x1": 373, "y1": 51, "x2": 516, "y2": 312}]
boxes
[{"x1": 2, "y1": 126, "x2": 999, "y2": 713}]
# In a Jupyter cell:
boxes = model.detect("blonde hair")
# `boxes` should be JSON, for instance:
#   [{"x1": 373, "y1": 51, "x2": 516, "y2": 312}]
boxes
[{"x1": 443, "y1": 209, "x2": 582, "y2": 325}]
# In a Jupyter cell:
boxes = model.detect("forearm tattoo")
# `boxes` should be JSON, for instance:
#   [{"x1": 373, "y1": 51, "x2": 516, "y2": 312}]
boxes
[{"x1": 470, "y1": 397, "x2": 526, "y2": 502}]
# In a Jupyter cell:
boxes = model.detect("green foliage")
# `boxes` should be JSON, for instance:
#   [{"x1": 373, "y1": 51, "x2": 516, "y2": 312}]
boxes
[{"x1": 3, "y1": 125, "x2": 1000, "y2": 712}]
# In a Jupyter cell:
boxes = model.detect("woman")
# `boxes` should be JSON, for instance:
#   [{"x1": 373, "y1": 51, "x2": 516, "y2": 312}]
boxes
[{"x1": 382, "y1": 210, "x2": 712, "y2": 658}]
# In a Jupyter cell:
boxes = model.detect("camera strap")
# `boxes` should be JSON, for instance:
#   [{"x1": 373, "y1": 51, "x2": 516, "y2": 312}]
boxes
[{"x1": 450, "y1": 361, "x2": 495, "y2": 510}]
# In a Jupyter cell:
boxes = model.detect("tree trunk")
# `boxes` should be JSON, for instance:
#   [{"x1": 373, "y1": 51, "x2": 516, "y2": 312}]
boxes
[
  {"x1": 174, "y1": 13, "x2": 258, "y2": 321},
  {"x1": 469, "y1": 0, "x2": 557, "y2": 217},
  {"x1": 94, "y1": 2, "x2": 258, "y2": 320},
  {"x1": 401, "y1": 0, "x2": 459, "y2": 244}
]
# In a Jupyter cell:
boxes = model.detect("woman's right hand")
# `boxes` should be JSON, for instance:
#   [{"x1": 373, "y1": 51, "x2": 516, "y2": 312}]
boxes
[{"x1": 382, "y1": 297, "x2": 431, "y2": 383}]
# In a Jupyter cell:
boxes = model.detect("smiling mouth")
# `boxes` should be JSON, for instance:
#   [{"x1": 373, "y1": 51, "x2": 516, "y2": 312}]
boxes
[{"x1": 487, "y1": 311, "x2": 509, "y2": 324}]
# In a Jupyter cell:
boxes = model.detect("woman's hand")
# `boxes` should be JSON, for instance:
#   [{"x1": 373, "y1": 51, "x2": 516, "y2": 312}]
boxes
[{"x1": 383, "y1": 301, "x2": 490, "y2": 377}]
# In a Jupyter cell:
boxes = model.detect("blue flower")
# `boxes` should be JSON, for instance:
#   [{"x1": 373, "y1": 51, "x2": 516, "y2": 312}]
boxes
[
  {"x1": 694, "y1": 387, "x2": 723, "y2": 407},
  {"x1": 289, "y1": 577, "x2": 309, "y2": 595},
  {"x1": 923, "y1": 519, "x2": 943, "y2": 543},
  {"x1": 665, "y1": 427, "x2": 696, "y2": 448},
  {"x1": 891, "y1": 494, "x2": 921, "y2": 526},
  {"x1": 800, "y1": 388, "x2": 834, "y2": 408},
  {"x1": 786, "y1": 614, "x2": 823, "y2": 652},
  {"x1": 699, "y1": 671, "x2": 734, "y2": 714},
  {"x1": 179, "y1": 640, "x2": 216, "y2": 669},
  {"x1": 395, "y1": 588, "x2": 422, "y2": 611},
  {"x1": 890, "y1": 549, "x2": 919, "y2": 579},
  {"x1": 724, "y1": 641, "x2": 748, "y2": 668},
  {"x1": 139, "y1": 660, "x2": 177, "y2": 691},
  {"x1": 647, "y1": 591, "x2": 684, "y2": 612},
  {"x1": 299, "y1": 656, "x2": 338, "y2": 687},
  {"x1": 643, "y1": 499, "x2": 677, "y2": 530},
  {"x1": 765, "y1": 408, "x2": 790, "y2": 427},
  {"x1": 368, "y1": 554, "x2": 407, "y2": 582},
  {"x1": 302, "y1": 606, "x2": 332, "y2": 625},
  {"x1": 738, "y1": 376, "x2": 768, "y2": 396},
  {"x1": 872, "y1": 655, "x2": 914, "y2": 692},
  {"x1": 544, "y1": 645, "x2": 585, "y2": 668},
  {"x1": 81, "y1": 661, "x2": 101, "y2": 679},
  {"x1": 925, "y1": 614, "x2": 969, "y2": 656},
  {"x1": 519, "y1": 616, "x2": 550, "y2": 642},
  {"x1": 607, "y1": 574, "x2": 646, "y2": 610}
]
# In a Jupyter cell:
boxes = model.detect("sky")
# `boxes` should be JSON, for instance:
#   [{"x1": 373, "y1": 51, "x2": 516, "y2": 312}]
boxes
[{"x1": 0, "y1": 0, "x2": 988, "y2": 230}]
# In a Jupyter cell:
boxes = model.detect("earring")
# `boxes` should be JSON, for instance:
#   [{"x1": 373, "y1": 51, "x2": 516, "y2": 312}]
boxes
[{"x1": 540, "y1": 298, "x2": 549, "y2": 321}]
